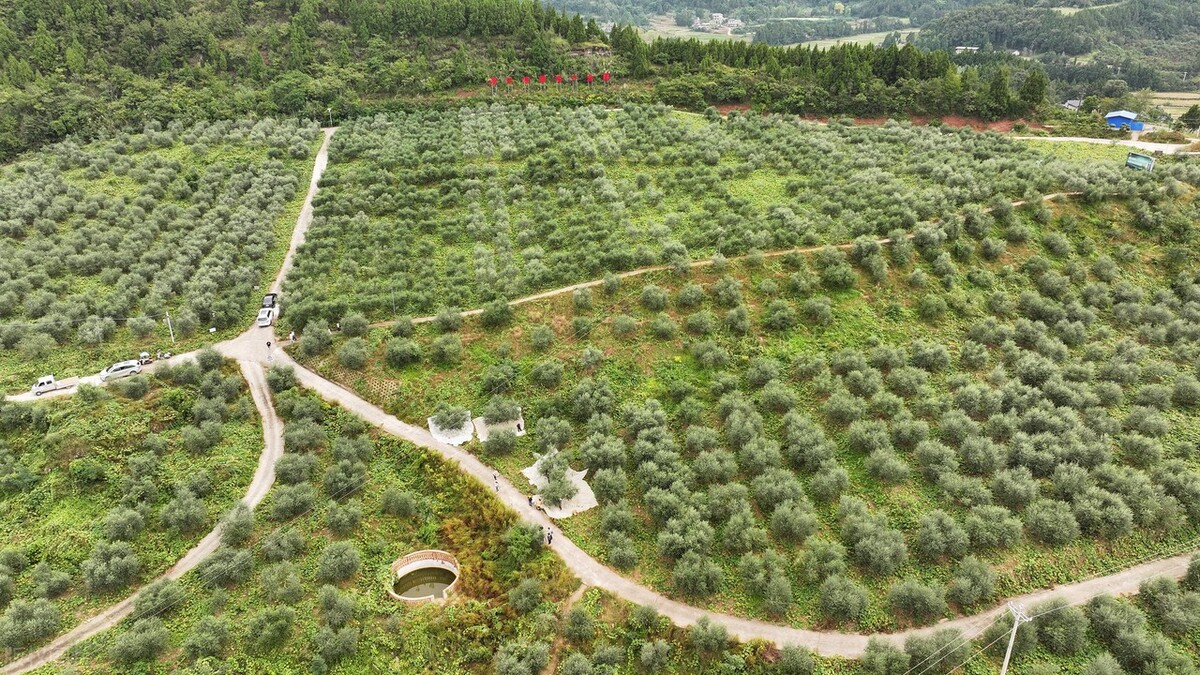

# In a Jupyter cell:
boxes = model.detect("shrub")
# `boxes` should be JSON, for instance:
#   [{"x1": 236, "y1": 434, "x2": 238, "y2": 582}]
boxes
[
  {"x1": 771, "y1": 500, "x2": 817, "y2": 543},
  {"x1": 433, "y1": 308, "x2": 463, "y2": 332},
  {"x1": 673, "y1": 550, "x2": 722, "y2": 597},
  {"x1": 30, "y1": 563, "x2": 69, "y2": 599},
  {"x1": 317, "y1": 542, "x2": 360, "y2": 582},
  {"x1": 104, "y1": 506, "x2": 146, "y2": 541},
  {"x1": 327, "y1": 499, "x2": 362, "y2": 536},
  {"x1": 888, "y1": 579, "x2": 947, "y2": 624},
  {"x1": 860, "y1": 638, "x2": 909, "y2": 675},
  {"x1": 0, "y1": 599, "x2": 60, "y2": 649},
  {"x1": 182, "y1": 615, "x2": 229, "y2": 661},
  {"x1": 508, "y1": 578, "x2": 542, "y2": 614},
  {"x1": 641, "y1": 284, "x2": 669, "y2": 310},
  {"x1": 612, "y1": 314, "x2": 637, "y2": 336},
  {"x1": 161, "y1": 486, "x2": 206, "y2": 533},
  {"x1": 381, "y1": 487, "x2": 418, "y2": 518},
  {"x1": 480, "y1": 300, "x2": 513, "y2": 327},
  {"x1": 340, "y1": 312, "x2": 369, "y2": 336},
  {"x1": 990, "y1": 466, "x2": 1038, "y2": 510},
  {"x1": 1033, "y1": 597, "x2": 1088, "y2": 656},
  {"x1": 485, "y1": 429, "x2": 517, "y2": 455},
  {"x1": 430, "y1": 334, "x2": 462, "y2": 363},
  {"x1": 261, "y1": 529, "x2": 305, "y2": 562},
  {"x1": 248, "y1": 606, "x2": 295, "y2": 650},
  {"x1": 1025, "y1": 499, "x2": 1080, "y2": 546},
  {"x1": 432, "y1": 404, "x2": 470, "y2": 430},
  {"x1": 819, "y1": 575, "x2": 867, "y2": 622},
  {"x1": 903, "y1": 629, "x2": 968, "y2": 675},
  {"x1": 801, "y1": 539, "x2": 847, "y2": 582},
  {"x1": 913, "y1": 510, "x2": 968, "y2": 562},
  {"x1": 946, "y1": 556, "x2": 995, "y2": 609},
  {"x1": 649, "y1": 313, "x2": 677, "y2": 339},
  {"x1": 299, "y1": 320, "x2": 333, "y2": 356},
  {"x1": 275, "y1": 452, "x2": 317, "y2": 485},
  {"x1": 82, "y1": 541, "x2": 140, "y2": 592},
  {"x1": 110, "y1": 617, "x2": 168, "y2": 664},
  {"x1": 688, "y1": 616, "x2": 728, "y2": 657},
  {"x1": 195, "y1": 547, "x2": 252, "y2": 587},
  {"x1": 639, "y1": 639, "x2": 671, "y2": 671},
  {"x1": 802, "y1": 296, "x2": 833, "y2": 325},
  {"x1": 965, "y1": 505, "x2": 1022, "y2": 550},
  {"x1": 384, "y1": 338, "x2": 422, "y2": 367},
  {"x1": 266, "y1": 364, "x2": 297, "y2": 392},
  {"x1": 134, "y1": 578, "x2": 184, "y2": 617}
]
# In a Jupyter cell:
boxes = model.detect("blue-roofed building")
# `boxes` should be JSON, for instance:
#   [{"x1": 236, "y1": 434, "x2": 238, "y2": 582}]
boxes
[{"x1": 1105, "y1": 110, "x2": 1144, "y2": 131}]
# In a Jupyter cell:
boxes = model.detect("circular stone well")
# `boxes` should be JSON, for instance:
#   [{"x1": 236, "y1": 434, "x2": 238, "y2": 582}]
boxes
[{"x1": 387, "y1": 550, "x2": 460, "y2": 603}]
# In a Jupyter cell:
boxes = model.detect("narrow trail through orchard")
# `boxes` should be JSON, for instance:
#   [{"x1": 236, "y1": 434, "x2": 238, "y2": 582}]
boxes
[
  {"x1": 369, "y1": 193, "x2": 1080, "y2": 330},
  {"x1": 2, "y1": 128, "x2": 1195, "y2": 672}
]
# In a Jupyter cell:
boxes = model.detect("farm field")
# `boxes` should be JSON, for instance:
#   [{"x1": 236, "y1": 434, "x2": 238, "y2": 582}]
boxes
[
  {"x1": 642, "y1": 15, "x2": 751, "y2": 42},
  {"x1": 293, "y1": 173, "x2": 1200, "y2": 639},
  {"x1": 799, "y1": 29, "x2": 919, "y2": 49},
  {"x1": 0, "y1": 355, "x2": 259, "y2": 664},
  {"x1": 0, "y1": 120, "x2": 322, "y2": 393},
  {"x1": 1148, "y1": 91, "x2": 1200, "y2": 118},
  {"x1": 282, "y1": 105, "x2": 1148, "y2": 330}
]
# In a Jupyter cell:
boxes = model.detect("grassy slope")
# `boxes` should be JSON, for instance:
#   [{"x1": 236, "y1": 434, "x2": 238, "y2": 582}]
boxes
[
  {"x1": 0, "y1": 365, "x2": 259, "y2": 663},
  {"x1": 294, "y1": 193, "x2": 1200, "y2": 635}
]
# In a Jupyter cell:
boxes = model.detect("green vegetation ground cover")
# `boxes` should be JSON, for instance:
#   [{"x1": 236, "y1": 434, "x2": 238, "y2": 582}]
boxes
[
  {"x1": 283, "y1": 105, "x2": 1143, "y2": 328},
  {"x1": 293, "y1": 179, "x2": 1200, "y2": 638},
  {"x1": 42, "y1": 384, "x2": 792, "y2": 672},
  {"x1": 0, "y1": 119, "x2": 321, "y2": 392},
  {"x1": 0, "y1": 355, "x2": 258, "y2": 663}
]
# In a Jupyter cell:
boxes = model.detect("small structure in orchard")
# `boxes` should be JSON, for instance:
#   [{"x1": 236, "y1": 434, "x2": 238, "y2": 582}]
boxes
[
  {"x1": 473, "y1": 406, "x2": 527, "y2": 442},
  {"x1": 387, "y1": 550, "x2": 460, "y2": 603},
  {"x1": 521, "y1": 451, "x2": 598, "y2": 518},
  {"x1": 1125, "y1": 152, "x2": 1155, "y2": 172},
  {"x1": 428, "y1": 407, "x2": 473, "y2": 445}
]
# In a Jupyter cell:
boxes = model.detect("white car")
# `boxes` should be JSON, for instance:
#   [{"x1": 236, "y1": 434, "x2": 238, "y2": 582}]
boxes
[
  {"x1": 100, "y1": 360, "x2": 142, "y2": 382},
  {"x1": 257, "y1": 307, "x2": 275, "y2": 327}
]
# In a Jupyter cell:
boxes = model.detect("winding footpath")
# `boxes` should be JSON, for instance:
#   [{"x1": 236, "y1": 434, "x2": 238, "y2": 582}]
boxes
[
  {"x1": 3, "y1": 130, "x2": 1197, "y2": 671},
  {"x1": 371, "y1": 192, "x2": 1081, "y2": 330}
]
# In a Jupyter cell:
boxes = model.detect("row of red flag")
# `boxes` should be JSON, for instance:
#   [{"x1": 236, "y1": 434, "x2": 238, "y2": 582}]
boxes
[{"x1": 488, "y1": 72, "x2": 612, "y2": 87}]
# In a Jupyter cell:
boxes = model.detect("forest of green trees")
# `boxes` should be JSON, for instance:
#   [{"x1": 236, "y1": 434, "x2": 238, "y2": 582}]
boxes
[{"x1": 0, "y1": 0, "x2": 1059, "y2": 161}]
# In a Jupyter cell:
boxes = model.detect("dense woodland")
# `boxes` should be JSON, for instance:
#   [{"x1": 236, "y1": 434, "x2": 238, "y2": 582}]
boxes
[
  {"x1": 920, "y1": 0, "x2": 1200, "y2": 92},
  {"x1": 0, "y1": 0, "x2": 1058, "y2": 162}
]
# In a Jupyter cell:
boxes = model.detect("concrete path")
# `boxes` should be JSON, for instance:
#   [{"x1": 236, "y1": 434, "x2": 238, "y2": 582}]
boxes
[
  {"x1": 273, "y1": 127, "x2": 335, "y2": 295},
  {"x1": 1014, "y1": 135, "x2": 1195, "y2": 154},
  {"x1": 0, "y1": 362, "x2": 284, "y2": 674}
]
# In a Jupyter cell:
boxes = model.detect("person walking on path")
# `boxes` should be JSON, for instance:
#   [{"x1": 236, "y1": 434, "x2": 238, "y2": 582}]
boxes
[
  {"x1": 493, "y1": 471, "x2": 499, "y2": 491},
  {"x1": 289, "y1": 331, "x2": 295, "y2": 343}
]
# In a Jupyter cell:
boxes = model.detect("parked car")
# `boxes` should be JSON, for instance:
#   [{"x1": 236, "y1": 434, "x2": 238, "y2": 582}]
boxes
[
  {"x1": 257, "y1": 307, "x2": 275, "y2": 327},
  {"x1": 100, "y1": 360, "x2": 142, "y2": 382},
  {"x1": 263, "y1": 293, "x2": 279, "y2": 309},
  {"x1": 30, "y1": 375, "x2": 78, "y2": 396}
]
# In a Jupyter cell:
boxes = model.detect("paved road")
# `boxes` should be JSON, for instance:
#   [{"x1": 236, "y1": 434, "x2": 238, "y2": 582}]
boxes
[
  {"x1": 1014, "y1": 135, "x2": 1195, "y2": 154},
  {"x1": 0, "y1": 363, "x2": 284, "y2": 675}
]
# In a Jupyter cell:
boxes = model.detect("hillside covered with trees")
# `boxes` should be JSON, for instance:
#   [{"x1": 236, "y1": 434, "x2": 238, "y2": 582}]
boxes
[{"x1": 0, "y1": 0, "x2": 1054, "y2": 162}]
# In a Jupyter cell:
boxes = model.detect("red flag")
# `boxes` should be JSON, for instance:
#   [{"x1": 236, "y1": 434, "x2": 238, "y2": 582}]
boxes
[
  {"x1": 586, "y1": 73, "x2": 595, "y2": 84},
  {"x1": 554, "y1": 74, "x2": 563, "y2": 84},
  {"x1": 522, "y1": 75, "x2": 530, "y2": 85},
  {"x1": 505, "y1": 76, "x2": 513, "y2": 86},
  {"x1": 538, "y1": 74, "x2": 547, "y2": 84},
  {"x1": 488, "y1": 76, "x2": 498, "y2": 87},
  {"x1": 601, "y1": 71, "x2": 610, "y2": 82},
  {"x1": 570, "y1": 73, "x2": 578, "y2": 83}
]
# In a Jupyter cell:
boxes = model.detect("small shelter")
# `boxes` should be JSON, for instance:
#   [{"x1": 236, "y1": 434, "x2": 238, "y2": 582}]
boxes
[
  {"x1": 1125, "y1": 152, "x2": 1155, "y2": 172},
  {"x1": 1105, "y1": 111, "x2": 1144, "y2": 131},
  {"x1": 1060, "y1": 99, "x2": 1082, "y2": 112}
]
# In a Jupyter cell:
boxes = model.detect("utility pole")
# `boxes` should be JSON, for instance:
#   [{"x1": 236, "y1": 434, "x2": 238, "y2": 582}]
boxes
[
  {"x1": 165, "y1": 311, "x2": 175, "y2": 343},
  {"x1": 999, "y1": 603, "x2": 1031, "y2": 675}
]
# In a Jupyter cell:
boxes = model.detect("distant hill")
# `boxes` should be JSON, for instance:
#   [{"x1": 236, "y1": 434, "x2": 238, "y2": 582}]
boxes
[{"x1": 917, "y1": 0, "x2": 1200, "y2": 91}]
